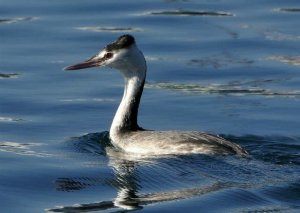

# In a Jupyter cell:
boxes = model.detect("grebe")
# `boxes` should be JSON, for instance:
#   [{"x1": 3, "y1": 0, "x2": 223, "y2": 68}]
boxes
[{"x1": 63, "y1": 35, "x2": 248, "y2": 155}]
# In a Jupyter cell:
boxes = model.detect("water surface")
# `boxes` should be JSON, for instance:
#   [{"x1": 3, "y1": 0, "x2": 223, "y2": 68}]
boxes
[{"x1": 1, "y1": 0, "x2": 300, "y2": 212}]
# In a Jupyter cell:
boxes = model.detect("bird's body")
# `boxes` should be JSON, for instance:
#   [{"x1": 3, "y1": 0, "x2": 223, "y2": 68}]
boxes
[
  {"x1": 64, "y1": 35, "x2": 248, "y2": 155},
  {"x1": 111, "y1": 130, "x2": 246, "y2": 155}
]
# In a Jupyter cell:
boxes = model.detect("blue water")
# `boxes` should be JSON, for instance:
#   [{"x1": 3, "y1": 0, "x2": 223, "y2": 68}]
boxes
[{"x1": 1, "y1": 0, "x2": 300, "y2": 212}]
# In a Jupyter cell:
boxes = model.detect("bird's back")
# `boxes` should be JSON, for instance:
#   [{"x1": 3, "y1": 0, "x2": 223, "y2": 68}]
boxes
[{"x1": 111, "y1": 130, "x2": 248, "y2": 155}]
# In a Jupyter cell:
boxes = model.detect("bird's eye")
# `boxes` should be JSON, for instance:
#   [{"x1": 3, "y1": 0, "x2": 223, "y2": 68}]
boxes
[{"x1": 105, "y1": 53, "x2": 113, "y2": 59}]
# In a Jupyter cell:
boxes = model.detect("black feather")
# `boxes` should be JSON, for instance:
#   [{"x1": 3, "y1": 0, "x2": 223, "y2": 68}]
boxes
[{"x1": 105, "y1": 35, "x2": 135, "y2": 52}]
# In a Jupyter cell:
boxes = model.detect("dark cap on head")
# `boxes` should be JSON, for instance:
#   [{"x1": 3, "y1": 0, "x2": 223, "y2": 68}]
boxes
[{"x1": 105, "y1": 35, "x2": 136, "y2": 52}]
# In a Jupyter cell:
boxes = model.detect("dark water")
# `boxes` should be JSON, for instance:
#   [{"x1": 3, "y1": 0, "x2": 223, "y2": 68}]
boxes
[{"x1": 1, "y1": 0, "x2": 300, "y2": 212}]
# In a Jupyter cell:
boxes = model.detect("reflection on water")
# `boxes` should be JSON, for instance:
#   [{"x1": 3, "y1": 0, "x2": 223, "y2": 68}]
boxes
[
  {"x1": 225, "y1": 135, "x2": 300, "y2": 165},
  {"x1": 2, "y1": 0, "x2": 300, "y2": 212},
  {"x1": 0, "y1": 141, "x2": 48, "y2": 157},
  {"x1": 241, "y1": 24, "x2": 300, "y2": 42},
  {"x1": 0, "y1": 141, "x2": 43, "y2": 149},
  {"x1": 60, "y1": 98, "x2": 115, "y2": 102},
  {"x1": 54, "y1": 177, "x2": 100, "y2": 192},
  {"x1": 0, "y1": 117, "x2": 27, "y2": 122},
  {"x1": 142, "y1": 10, "x2": 235, "y2": 17},
  {"x1": 263, "y1": 31, "x2": 300, "y2": 42},
  {"x1": 267, "y1": 56, "x2": 300, "y2": 66},
  {"x1": 0, "y1": 17, "x2": 38, "y2": 24},
  {"x1": 47, "y1": 133, "x2": 300, "y2": 212},
  {"x1": 187, "y1": 52, "x2": 254, "y2": 69},
  {"x1": 146, "y1": 78, "x2": 300, "y2": 97},
  {"x1": 76, "y1": 27, "x2": 145, "y2": 33},
  {"x1": 0, "y1": 73, "x2": 18, "y2": 79},
  {"x1": 163, "y1": 0, "x2": 191, "y2": 3},
  {"x1": 145, "y1": 56, "x2": 178, "y2": 61},
  {"x1": 274, "y1": 8, "x2": 300, "y2": 13}
]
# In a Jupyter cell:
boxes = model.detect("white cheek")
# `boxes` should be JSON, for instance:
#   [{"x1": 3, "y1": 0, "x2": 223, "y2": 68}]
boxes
[{"x1": 108, "y1": 54, "x2": 130, "y2": 69}]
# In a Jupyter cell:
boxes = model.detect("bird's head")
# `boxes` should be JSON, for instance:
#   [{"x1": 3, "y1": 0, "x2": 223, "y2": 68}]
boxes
[{"x1": 63, "y1": 35, "x2": 146, "y2": 76}]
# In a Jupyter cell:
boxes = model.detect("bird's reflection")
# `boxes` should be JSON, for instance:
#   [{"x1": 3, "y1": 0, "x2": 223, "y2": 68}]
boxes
[
  {"x1": 109, "y1": 158, "x2": 142, "y2": 210},
  {"x1": 47, "y1": 132, "x2": 300, "y2": 212},
  {"x1": 48, "y1": 147, "x2": 147, "y2": 212},
  {"x1": 47, "y1": 144, "x2": 226, "y2": 212},
  {"x1": 105, "y1": 147, "x2": 145, "y2": 210}
]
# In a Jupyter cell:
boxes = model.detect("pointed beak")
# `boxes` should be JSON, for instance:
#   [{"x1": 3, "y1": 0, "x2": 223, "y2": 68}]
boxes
[{"x1": 62, "y1": 56, "x2": 104, "y2": 71}]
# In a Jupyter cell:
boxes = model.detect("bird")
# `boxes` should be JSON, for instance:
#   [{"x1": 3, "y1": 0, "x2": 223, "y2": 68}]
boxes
[{"x1": 63, "y1": 35, "x2": 248, "y2": 155}]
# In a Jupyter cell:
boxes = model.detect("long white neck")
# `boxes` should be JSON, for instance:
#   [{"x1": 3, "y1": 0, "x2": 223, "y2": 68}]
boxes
[{"x1": 110, "y1": 51, "x2": 146, "y2": 140}]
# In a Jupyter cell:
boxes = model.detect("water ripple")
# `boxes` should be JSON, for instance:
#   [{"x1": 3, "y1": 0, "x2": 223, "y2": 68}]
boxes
[
  {"x1": 0, "y1": 117, "x2": 27, "y2": 122},
  {"x1": 0, "y1": 141, "x2": 49, "y2": 157},
  {"x1": 0, "y1": 17, "x2": 38, "y2": 24},
  {"x1": 274, "y1": 8, "x2": 300, "y2": 13},
  {"x1": 187, "y1": 52, "x2": 254, "y2": 69},
  {"x1": 60, "y1": 98, "x2": 115, "y2": 102},
  {"x1": 146, "y1": 79, "x2": 300, "y2": 97},
  {"x1": 240, "y1": 24, "x2": 300, "y2": 42},
  {"x1": 267, "y1": 56, "x2": 300, "y2": 66},
  {"x1": 47, "y1": 133, "x2": 300, "y2": 212},
  {"x1": 75, "y1": 27, "x2": 145, "y2": 33},
  {"x1": 141, "y1": 10, "x2": 235, "y2": 17},
  {"x1": 0, "y1": 73, "x2": 18, "y2": 79},
  {"x1": 227, "y1": 135, "x2": 300, "y2": 165}
]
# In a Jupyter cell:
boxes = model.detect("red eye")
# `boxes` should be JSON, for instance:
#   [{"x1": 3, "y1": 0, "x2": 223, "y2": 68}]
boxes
[{"x1": 105, "y1": 53, "x2": 113, "y2": 59}]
